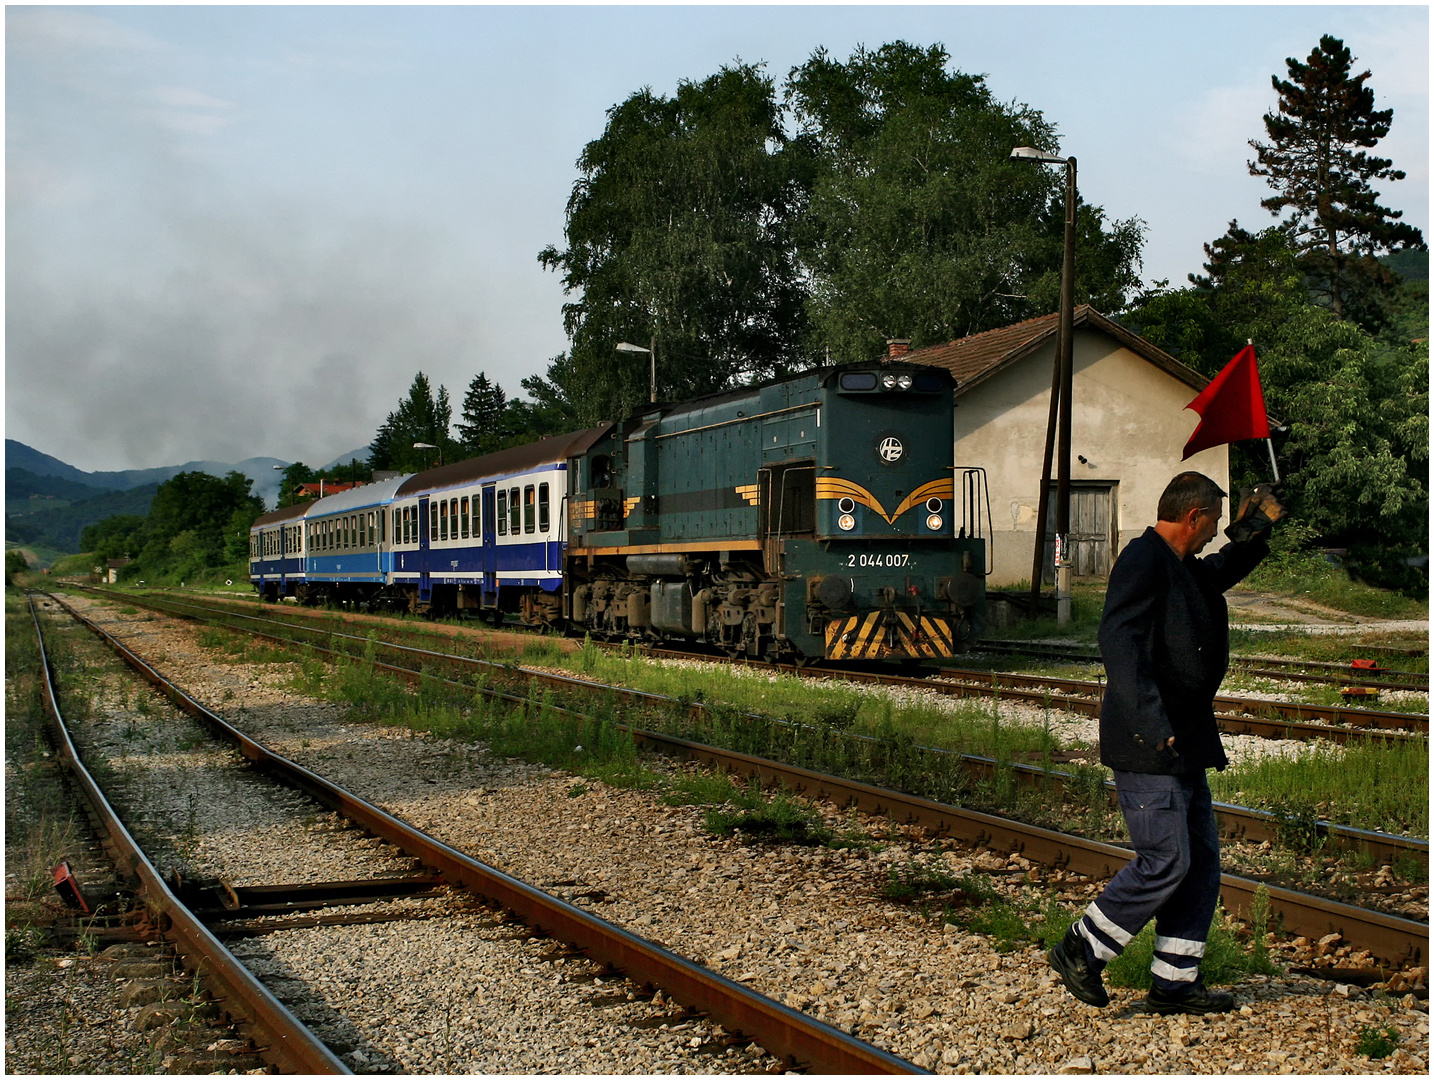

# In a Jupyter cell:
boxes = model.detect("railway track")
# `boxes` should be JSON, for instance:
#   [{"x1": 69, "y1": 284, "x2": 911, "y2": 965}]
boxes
[
  {"x1": 32, "y1": 593, "x2": 923, "y2": 1074},
  {"x1": 69, "y1": 587, "x2": 1430, "y2": 871},
  {"x1": 58, "y1": 588, "x2": 1428, "y2": 970},
  {"x1": 979, "y1": 638, "x2": 1430, "y2": 693}
]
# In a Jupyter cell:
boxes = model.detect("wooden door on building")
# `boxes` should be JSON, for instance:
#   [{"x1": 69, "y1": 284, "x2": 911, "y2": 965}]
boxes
[{"x1": 1042, "y1": 482, "x2": 1117, "y2": 583}]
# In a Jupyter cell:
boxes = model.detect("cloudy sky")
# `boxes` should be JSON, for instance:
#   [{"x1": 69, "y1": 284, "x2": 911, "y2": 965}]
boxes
[{"x1": 7, "y1": 4, "x2": 1428, "y2": 473}]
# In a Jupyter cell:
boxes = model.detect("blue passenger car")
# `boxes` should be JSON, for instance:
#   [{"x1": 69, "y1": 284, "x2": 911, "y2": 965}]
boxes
[
  {"x1": 249, "y1": 503, "x2": 309, "y2": 602},
  {"x1": 299, "y1": 476, "x2": 409, "y2": 607},
  {"x1": 389, "y1": 428, "x2": 609, "y2": 619}
]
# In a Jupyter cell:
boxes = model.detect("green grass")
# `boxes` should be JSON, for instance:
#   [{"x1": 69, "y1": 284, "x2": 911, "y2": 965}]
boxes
[
  {"x1": 1241, "y1": 551, "x2": 1428, "y2": 620},
  {"x1": 1229, "y1": 626, "x2": 1428, "y2": 669},
  {"x1": 703, "y1": 789, "x2": 833, "y2": 845},
  {"x1": 1102, "y1": 900, "x2": 1280, "y2": 989},
  {"x1": 1356, "y1": 1024, "x2": 1402, "y2": 1059},
  {"x1": 1209, "y1": 739, "x2": 1428, "y2": 837}
]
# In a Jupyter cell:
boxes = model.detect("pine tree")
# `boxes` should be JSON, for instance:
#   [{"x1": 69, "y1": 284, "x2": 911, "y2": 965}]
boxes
[
  {"x1": 456, "y1": 372, "x2": 509, "y2": 456},
  {"x1": 367, "y1": 372, "x2": 455, "y2": 472},
  {"x1": 1248, "y1": 34, "x2": 1425, "y2": 324}
]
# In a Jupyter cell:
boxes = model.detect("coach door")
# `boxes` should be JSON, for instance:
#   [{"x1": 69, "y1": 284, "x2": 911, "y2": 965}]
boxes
[
  {"x1": 481, "y1": 485, "x2": 498, "y2": 607},
  {"x1": 418, "y1": 496, "x2": 431, "y2": 602}
]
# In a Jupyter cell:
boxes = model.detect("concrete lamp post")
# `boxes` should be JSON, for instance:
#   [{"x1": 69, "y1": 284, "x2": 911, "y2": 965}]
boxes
[
  {"x1": 616, "y1": 339, "x2": 657, "y2": 404},
  {"x1": 1010, "y1": 146, "x2": 1076, "y2": 627}
]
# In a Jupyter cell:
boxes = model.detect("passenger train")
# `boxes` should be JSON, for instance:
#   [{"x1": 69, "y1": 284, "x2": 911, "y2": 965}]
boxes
[{"x1": 250, "y1": 361, "x2": 989, "y2": 662}]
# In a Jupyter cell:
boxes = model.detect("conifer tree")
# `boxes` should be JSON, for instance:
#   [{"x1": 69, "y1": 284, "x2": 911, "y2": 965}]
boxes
[
  {"x1": 456, "y1": 372, "x2": 510, "y2": 456},
  {"x1": 367, "y1": 373, "x2": 454, "y2": 473},
  {"x1": 1248, "y1": 34, "x2": 1424, "y2": 323}
]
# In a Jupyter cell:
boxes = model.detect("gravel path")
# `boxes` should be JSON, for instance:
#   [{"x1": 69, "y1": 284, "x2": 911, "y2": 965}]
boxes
[{"x1": 33, "y1": 593, "x2": 1432, "y2": 1074}]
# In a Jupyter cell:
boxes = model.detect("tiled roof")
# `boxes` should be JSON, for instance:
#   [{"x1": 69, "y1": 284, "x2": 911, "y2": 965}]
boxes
[{"x1": 902, "y1": 306, "x2": 1208, "y2": 395}]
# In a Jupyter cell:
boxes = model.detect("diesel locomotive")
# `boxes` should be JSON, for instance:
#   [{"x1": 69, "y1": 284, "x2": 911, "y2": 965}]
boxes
[{"x1": 250, "y1": 360, "x2": 988, "y2": 663}]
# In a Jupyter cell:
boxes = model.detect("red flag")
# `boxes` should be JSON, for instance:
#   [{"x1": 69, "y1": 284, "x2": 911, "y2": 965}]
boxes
[{"x1": 1181, "y1": 345, "x2": 1270, "y2": 460}]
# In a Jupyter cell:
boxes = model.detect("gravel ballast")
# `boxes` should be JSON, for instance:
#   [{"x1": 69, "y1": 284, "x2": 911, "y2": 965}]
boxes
[{"x1": 27, "y1": 593, "x2": 1430, "y2": 1074}]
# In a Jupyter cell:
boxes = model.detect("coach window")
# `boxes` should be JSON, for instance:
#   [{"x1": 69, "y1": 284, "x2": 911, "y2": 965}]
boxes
[
  {"x1": 439, "y1": 500, "x2": 448, "y2": 541},
  {"x1": 449, "y1": 498, "x2": 458, "y2": 540},
  {"x1": 524, "y1": 485, "x2": 536, "y2": 534},
  {"x1": 538, "y1": 483, "x2": 550, "y2": 533},
  {"x1": 496, "y1": 490, "x2": 508, "y2": 536},
  {"x1": 460, "y1": 496, "x2": 470, "y2": 539},
  {"x1": 509, "y1": 486, "x2": 521, "y2": 534},
  {"x1": 428, "y1": 502, "x2": 437, "y2": 541}
]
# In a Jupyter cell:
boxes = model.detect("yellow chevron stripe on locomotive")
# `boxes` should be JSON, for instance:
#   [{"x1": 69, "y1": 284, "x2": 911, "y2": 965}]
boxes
[
  {"x1": 824, "y1": 610, "x2": 959, "y2": 660},
  {"x1": 814, "y1": 476, "x2": 955, "y2": 524}
]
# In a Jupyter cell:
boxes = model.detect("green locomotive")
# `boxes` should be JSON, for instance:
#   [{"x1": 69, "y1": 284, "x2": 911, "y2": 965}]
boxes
[{"x1": 564, "y1": 362, "x2": 987, "y2": 663}]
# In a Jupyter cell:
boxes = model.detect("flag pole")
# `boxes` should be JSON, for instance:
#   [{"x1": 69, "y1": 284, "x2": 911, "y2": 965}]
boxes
[{"x1": 1248, "y1": 339, "x2": 1281, "y2": 483}]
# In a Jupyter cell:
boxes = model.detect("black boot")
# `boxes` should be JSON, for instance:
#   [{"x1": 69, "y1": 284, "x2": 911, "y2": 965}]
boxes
[
  {"x1": 1145, "y1": 981, "x2": 1235, "y2": 1015},
  {"x1": 1048, "y1": 928, "x2": 1108, "y2": 1007}
]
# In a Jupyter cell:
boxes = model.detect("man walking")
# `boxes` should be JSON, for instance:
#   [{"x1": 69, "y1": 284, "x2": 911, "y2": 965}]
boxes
[{"x1": 1048, "y1": 471, "x2": 1282, "y2": 1014}]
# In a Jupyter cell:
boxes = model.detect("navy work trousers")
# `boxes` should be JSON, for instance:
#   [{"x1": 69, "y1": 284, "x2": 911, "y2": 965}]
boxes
[{"x1": 1074, "y1": 769, "x2": 1222, "y2": 990}]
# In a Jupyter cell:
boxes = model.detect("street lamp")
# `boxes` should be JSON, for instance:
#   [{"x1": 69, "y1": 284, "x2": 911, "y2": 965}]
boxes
[
  {"x1": 616, "y1": 338, "x2": 657, "y2": 404},
  {"x1": 1011, "y1": 146, "x2": 1076, "y2": 626},
  {"x1": 413, "y1": 442, "x2": 443, "y2": 467}
]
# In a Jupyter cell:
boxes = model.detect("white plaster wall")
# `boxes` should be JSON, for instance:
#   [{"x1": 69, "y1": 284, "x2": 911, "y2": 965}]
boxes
[{"x1": 953, "y1": 330, "x2": 1229, "y2": 586}]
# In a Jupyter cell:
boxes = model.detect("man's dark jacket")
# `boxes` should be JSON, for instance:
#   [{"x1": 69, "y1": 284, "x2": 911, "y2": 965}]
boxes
[{"x1": 1097, "y1": 527, "x2": 1268, "y2": 774}]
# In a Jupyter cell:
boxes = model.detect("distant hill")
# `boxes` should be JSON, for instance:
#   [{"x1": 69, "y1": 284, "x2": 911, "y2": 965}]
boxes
[
  {"x1": 319, "y1": 447, "x2": 373, "y2": 473},
  {"x1": 3, "y1": 439, "x2": 365, "y2": 556},
  {"x1": 1384, "y1": 248, "x2": 1428, "y2": 284},
  {"x1": 6, "y1": 482, "x2": 159, "y2": 555},
  {"x1": 4, "y1": 439, "x2": 293, "y2": 498}
]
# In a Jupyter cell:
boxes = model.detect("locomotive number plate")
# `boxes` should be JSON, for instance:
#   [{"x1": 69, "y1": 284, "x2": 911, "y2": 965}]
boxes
[{"x1": 845, "y1": 553, "x2": 910, "y2": 568}]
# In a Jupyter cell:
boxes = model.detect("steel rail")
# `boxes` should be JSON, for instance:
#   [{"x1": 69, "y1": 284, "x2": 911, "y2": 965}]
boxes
[
  {"x1": 978, "y1": 640, "x2": 1430, "y2": 692},
  {"x1": 58, "y1": 591, "x2": 1426, "y2": 969},
  {"x1": 26, "y1": 597, "x2": 351, "y2": 1075},
  {"x1": 68, "y1": 590, "x2": 1430, "y2": 869},
  {"x1": 47, "y1": 594, "x2": 923, "y2": 1074},
  {"x1": 79, "y1": 587, "x2": 1429, "y2": 736}
]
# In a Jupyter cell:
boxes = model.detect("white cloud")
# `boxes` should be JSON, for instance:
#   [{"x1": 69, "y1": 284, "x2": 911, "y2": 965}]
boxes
[{"x1": 7, "y1": 7, "x2": 162, "y2": 59}]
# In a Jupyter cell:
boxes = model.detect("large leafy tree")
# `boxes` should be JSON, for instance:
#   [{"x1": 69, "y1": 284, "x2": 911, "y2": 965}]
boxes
[
  {"x1": 1124, "y1": 227, "x2": 1427, "y2": 560},
  {"x1": 537, "y1": 62, "x2": 813, "y2": 424},
  {"x1": 368, "y1": 372, "x2": 456, "y2": 473},
  {"x1": 785, "y1": 42, "x2": 1144, "y2": 362},
  {"x1": 1248, "y1": 34, "x2": 1425, "y2": 325}
]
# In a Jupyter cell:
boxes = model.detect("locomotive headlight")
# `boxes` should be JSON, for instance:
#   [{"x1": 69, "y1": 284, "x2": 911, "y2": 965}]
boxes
[
  {"x1": 838, "y1": 513, "x2": 857, "y2": 531},
  {"x1": 926, "y1": 514, "x2": 944, "y2": 531},
  {"x1": 926, "y1": 497, "x2": 943, "y2": 513},
  {"x1": 881, "y1": 373, "x2": 899, "y2": 390},
  {"x1": 838, "y1": 497, "x2": 856, "y2": 513},
  {"x1": 896, "y1": 374, "x2": 913, "y2": 390}
]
